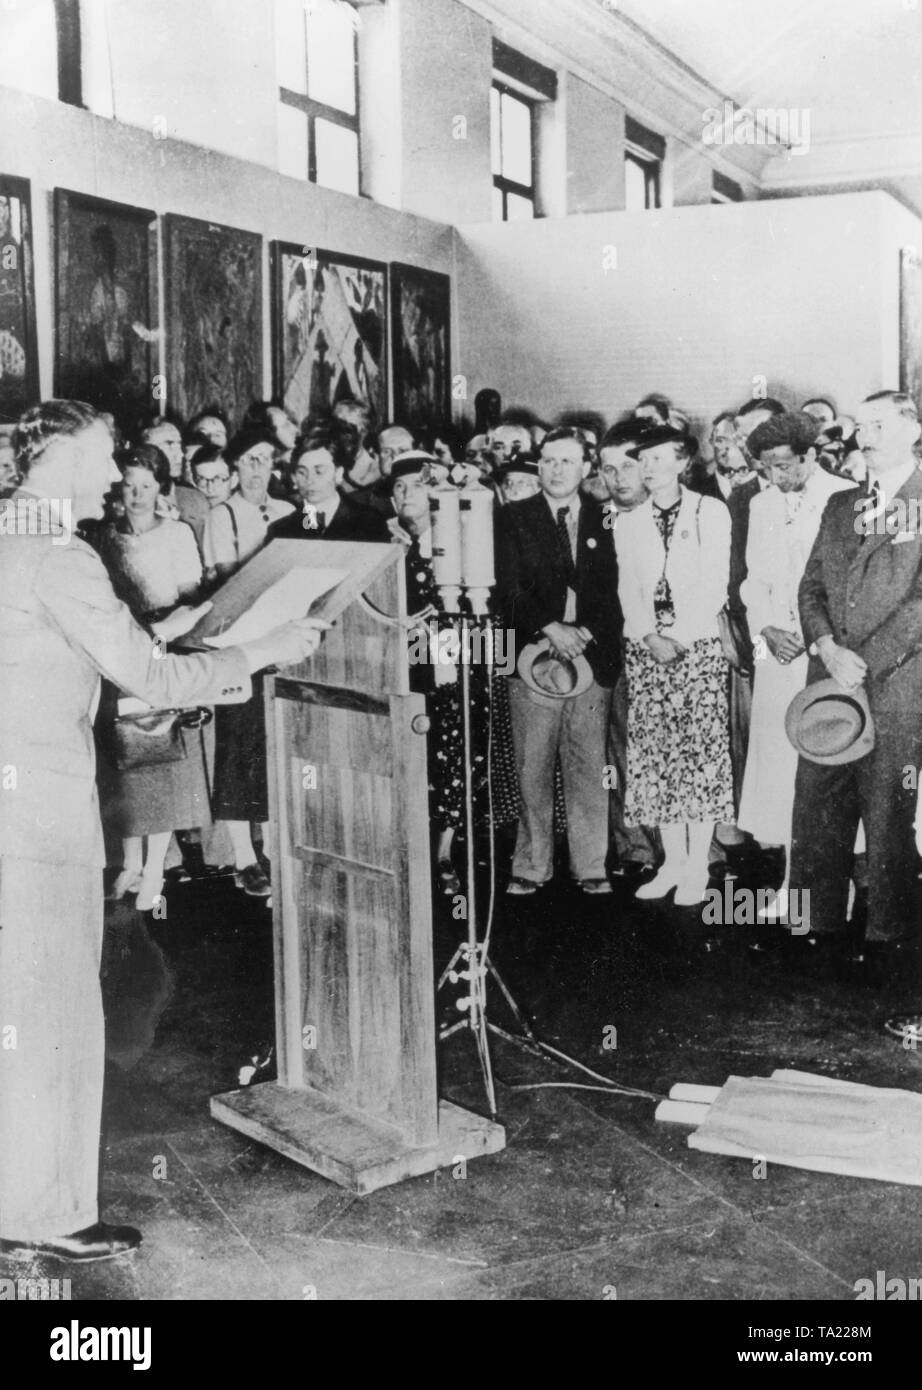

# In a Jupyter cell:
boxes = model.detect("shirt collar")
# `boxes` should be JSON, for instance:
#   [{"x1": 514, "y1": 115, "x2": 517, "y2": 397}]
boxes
[
  {"x1": 544, "y1": 492, "x2": 581, "y2": 521},
  {"x1": 868, "y1": 459, "x2": 918, "y2": 502}
]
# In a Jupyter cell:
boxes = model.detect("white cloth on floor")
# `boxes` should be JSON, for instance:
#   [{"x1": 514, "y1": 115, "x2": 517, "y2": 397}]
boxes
[{"x1": 688, "y1": 1069, "x2": 922, "y2": 1186}]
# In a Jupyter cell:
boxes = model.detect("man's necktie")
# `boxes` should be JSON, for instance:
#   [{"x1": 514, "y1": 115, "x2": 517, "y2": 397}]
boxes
[
  {"x1": 555, "y1": 505, "x2": 575, "y2": 585},
  {"x1": 860, "y1": 481, "x2": 881, "y2": 544}
]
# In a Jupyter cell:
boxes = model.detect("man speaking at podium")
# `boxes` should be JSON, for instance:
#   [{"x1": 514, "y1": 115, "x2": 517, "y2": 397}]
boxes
[{"x1": 0, "y1": 401, "x2": 327, "y2": 1263}]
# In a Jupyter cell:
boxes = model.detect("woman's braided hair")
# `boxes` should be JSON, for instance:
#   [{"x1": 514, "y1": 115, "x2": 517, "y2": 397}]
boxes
[{"x1": 13, "y1": 400, "x2": 98, "y2": 476}]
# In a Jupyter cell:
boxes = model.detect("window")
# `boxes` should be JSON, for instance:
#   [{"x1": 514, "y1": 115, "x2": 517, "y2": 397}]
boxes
[
  {"x1": 712, "y1": 171, "x2": 744, "y2": 204},
  {"x1": 276, "y1": 0, "x2": 360, "y2": 196},
  {"x1": 491, "y1": 84, "x2": 536, "y2": 221},
  {"x1": 0, "y1": 0, "x2": 81, "y2": 106},
  {"x1": 491, "y1": 39, "x2": 557, "y2": 223},
  {"x1": 624, "y1": 116, "x2": 664, "y2": 212}
]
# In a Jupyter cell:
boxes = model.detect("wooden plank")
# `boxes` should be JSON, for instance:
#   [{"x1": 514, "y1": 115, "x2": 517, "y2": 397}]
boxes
[
  {"x1": 274, "y1": 677, "x2": 389, "y2": 716},
  {"x1": 211, "y1": 1084, "x2": 506, "y2": 1195},
  {"x1": 293, "y1": 845, "x2": 395, "y2": 884},
  {"x1": 389, "y1": 692, "x2": 439, "y2": 1147},
  {"x1": 267, "y1": 683, "x2": 305, "y2": 1090}
]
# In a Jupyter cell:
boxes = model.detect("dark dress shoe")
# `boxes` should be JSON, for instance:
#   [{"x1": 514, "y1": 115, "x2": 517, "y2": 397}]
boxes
[{"x1": 0, "y1": 1221, "x2": 141, "y2": 1262}]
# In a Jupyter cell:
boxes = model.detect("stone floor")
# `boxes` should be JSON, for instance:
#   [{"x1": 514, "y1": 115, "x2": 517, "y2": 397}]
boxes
[{"x1": 2, "y1": 854, "x2": 921, "y2": 1302}]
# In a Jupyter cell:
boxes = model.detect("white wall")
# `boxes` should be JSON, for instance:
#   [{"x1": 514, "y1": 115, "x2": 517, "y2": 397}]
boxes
[
  {"x1": 453, "y1": 191, "x2": 922, "y2": 432},
  {"x1": 0, "y1": 84, "x2": 453, "y2": 407},
  {"x1": 397, "y1": 0, "x2": 494, "y2": 225}
]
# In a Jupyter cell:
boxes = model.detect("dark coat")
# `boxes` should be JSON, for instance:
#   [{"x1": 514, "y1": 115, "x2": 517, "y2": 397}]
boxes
[
  {"x1": 799, "y1": 464, "x2": 922, "y2": 714},
  {"x1": 494, "y1": 491, "x2": 622, "y2": 688},
  {"x1": 266, "y1": 492, "x2": 391, "y2": 544},
  {"x1": 727, "y1": 475, "x2": 762, "y2": 623}
]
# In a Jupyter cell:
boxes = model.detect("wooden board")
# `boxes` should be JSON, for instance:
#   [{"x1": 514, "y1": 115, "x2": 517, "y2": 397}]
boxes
[
  {"x1": 267, "y1": 678, "x2": 437, "y2": 1145},
  {"x1": 210, "y1": 1084, "x2": 506, "y2": 1195},
  {"x1": 183, "y1": 539, "x2": 401, "y2": 648}
]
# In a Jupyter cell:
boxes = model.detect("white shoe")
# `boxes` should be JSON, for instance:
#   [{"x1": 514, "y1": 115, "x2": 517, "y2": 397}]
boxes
[
  {"x1": 674, "y1": 877, "x2": 709, "y2": 907},
  {"x1": 635, "y1": 866, "x2": 684, "y2": 900},
  {"x1": 107, "y1": 868, "x2": 143, "y2": 901},
  {"x1": 136, "y1": 877, "x2": 165, "y2": 913},
  {"x1": 757, "y1": 887, "x2": 789, "y2": 923}
]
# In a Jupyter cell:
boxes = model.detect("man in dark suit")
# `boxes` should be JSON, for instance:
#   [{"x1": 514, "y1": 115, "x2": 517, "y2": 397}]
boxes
[
  {"x1": 790, "y1": 390, "x2": 922, "y2": 948},
  {"x1": 495, "y1": 426, "x2": 622, "y2": 895},
  {"x1": 267, "y1": 422, "x2": 390, "y2": 543}
]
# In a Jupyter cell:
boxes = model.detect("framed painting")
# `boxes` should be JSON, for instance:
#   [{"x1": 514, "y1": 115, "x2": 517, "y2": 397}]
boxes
[
  {"x1": 271, "y1": 242, "x2": 387, "y2": 428},
  {"x1": 0, "y1": 174, "x2": 39, "y2": 423},
  {"x1": 390, "y1": 262, "x2": 451, "y2": 429},
  {"x1": 899, "y1": 245, "x2": 922, "y2": 411},
  {"x1": 54, "y1": 189, "x2": 157, "y2": 430},
  {"x1": 164, "y1": 214, "x2": 262, "y2": 431}
]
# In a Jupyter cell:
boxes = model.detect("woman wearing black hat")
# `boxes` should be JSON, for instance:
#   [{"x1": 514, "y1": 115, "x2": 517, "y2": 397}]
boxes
[{"x1": 615, "y1": 426, "x2": 734, "y2": 905}]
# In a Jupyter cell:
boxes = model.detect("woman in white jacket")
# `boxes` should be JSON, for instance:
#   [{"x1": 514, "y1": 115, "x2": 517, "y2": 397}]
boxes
[{"x1": 615, "y1": 427, "x2": 734, "y2": 904}]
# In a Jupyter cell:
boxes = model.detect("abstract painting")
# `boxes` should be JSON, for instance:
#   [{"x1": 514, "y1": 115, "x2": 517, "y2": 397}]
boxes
[
  {"x1": 54, "y1": 189, "x2": 157, "y2": 430},
  {"x1": 272, "y1": 242, "x2": 387, "y2": 427},
  {"x1": 0, "y1": 174, "x2": 38, "y2": 424},
  {"x1": 164, "y1": 215, "x2": 262, "y2": 430},
  {"x1": 390, "y1": 263, "x2": 451, "y2": 429}
]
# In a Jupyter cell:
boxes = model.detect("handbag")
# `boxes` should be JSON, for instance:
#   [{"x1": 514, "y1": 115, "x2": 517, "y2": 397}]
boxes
[
  {"x1": 717, "y1": 604, "x2": 754, "y2": 675},
  {"x1": 108, "y1": 707, "x2": 212, "y2": 771},
  {"x1": 692, "y1": 494, "x2": 754, "y2": 674}
]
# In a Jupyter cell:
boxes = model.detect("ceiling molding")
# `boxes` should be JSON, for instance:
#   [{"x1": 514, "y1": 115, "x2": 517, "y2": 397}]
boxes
[{"x1": 759, "y1": 131, "x2": 922, "y2": 188}]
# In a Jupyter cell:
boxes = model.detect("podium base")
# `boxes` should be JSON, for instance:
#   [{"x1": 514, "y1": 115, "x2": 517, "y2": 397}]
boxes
[{"x1": 210, "y1": 1082, "x2": 506, "y2": 1194}]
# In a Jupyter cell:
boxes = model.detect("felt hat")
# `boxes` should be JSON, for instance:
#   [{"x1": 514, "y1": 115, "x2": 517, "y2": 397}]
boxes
[
  {"x1": 517, "y1": 638, "x2": 593, "y2": 700},
  {"x1": 387, "y1": 451, "x2": 435, "y2": 489},
  {"x1": 785, "y1": 678, "x2": 875, "y2": 765},
  {"x1": 626, "y1": 424, "x2": 699, "y2": 460}
]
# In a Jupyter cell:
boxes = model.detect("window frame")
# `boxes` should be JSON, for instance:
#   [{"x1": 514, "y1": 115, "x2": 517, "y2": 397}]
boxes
[
  {"x1": 278, "y1": 0, "x2": 362, "y2": 194},
  {"x1": 491, "y1": 80, "x2": 537, "y2": 222},
  {"x1": 711, "y1": 170, "x2": 744, "y2": 204},
  {"x1": 53, "y1": 0, "x2": 83, "y2": 108},
  {"x1": 624, "y1": 147, "x2": 661, "y2": 211}
]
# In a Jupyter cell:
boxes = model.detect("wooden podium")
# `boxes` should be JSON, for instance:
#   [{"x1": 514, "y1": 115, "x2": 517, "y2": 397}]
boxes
[{"x1": 195, "y1": 540, "x2": 505, "y2": 1193}]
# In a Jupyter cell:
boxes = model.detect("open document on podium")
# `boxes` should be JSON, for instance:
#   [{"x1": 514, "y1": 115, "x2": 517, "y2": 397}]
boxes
[{"x1": 202, "y1": 567, "x2": 349, "y2": 647}]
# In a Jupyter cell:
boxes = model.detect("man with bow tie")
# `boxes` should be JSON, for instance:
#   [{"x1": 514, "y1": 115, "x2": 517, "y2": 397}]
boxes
[{"x1": 789, "y1": 390, "x2": 922, "y2": 961}]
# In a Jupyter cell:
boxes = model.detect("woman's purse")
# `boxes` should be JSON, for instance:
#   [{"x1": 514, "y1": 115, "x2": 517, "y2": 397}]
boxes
[
  {"x1": 692, "y1": 494, "x2": 754, "y2": 674},
  {"x1": 108, "y1": 707, "x2": 212, "y2": 771}
]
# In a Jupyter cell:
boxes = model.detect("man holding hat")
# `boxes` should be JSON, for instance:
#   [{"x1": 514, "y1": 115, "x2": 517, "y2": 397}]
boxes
[
  {"x1": 788, "y1": 390, "x2": 922, "y2": 958},
  {"x1": 495, "y1": 426, "x2": 622, "y2": 896}
]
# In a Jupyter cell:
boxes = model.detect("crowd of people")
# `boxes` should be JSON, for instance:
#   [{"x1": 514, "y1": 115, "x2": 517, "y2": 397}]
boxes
[
  {"x1": 2, "y1": 380, "x2": 922, "y2": 1264},
  {"x1": 3, "y1": 382, "x2": 921, "y2": 976}
]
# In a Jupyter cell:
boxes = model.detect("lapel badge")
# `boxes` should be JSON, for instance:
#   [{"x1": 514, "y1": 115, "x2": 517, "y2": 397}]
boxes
[{"x1": 586, "y1": 537, "x2": 597, "y2": 550}]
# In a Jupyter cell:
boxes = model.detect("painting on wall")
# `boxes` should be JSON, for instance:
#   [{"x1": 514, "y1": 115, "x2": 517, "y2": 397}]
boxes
[
  {"x1": 0, "y1": 175, "x2": 39, "y2": 424},
  {"x1": 390, "y1": 263, "x2": 451, "y2": 429},
  {"x1": 54, "y1": 189, "x2": 157, "y2": 431},
  {"x1": 164, "y1": 214, "x2": 262, "y2": 431},
  {"x1": 899, "y1": 245, "x2": 922, "y2": 412},
  {"x1": 271, "y1": 242, "x2": 387, "y2": 428}
]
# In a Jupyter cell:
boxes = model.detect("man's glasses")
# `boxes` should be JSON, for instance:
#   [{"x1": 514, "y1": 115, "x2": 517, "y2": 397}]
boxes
[{"x1": 195, "y1": 474, "x2": 230, "y2": 488}]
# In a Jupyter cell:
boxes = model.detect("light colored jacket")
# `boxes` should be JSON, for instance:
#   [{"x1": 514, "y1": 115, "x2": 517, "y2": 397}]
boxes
[
  {"x1": 614, "y1": 486, "x2": 730, "y2": 646},
  {"x1": 741, "y1": 468, "x2": 854, "y2": 641},
  {"x1": 0, "y1": 527, "x2": 251, "y2": 868}
]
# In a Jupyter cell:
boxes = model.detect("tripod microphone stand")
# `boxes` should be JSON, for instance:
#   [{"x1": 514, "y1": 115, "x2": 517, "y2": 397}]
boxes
[{"x1": 435, "y1": 615, "x2": 540, "y2": 1120}]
